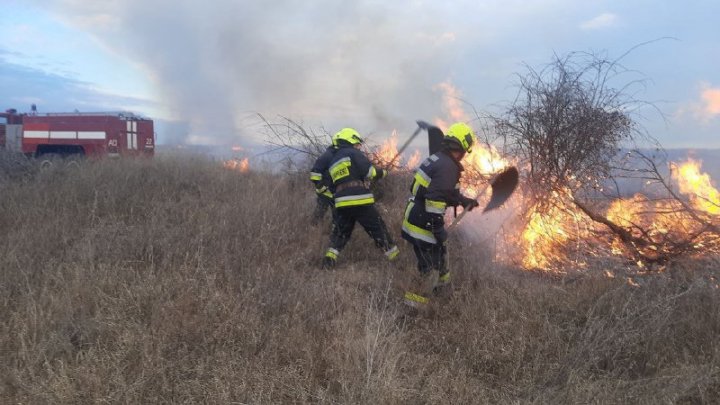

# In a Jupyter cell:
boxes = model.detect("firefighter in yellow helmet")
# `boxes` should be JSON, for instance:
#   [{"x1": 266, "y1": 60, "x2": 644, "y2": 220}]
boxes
[
  {"x1": 400, "y1": 122, "x2": 479, "y2": 306},
  {"x1": 321, "y1": 128, "x2": 399, "y2": 268}
]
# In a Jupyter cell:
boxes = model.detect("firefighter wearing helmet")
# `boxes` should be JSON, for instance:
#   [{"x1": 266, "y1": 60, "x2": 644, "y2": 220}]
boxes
[
  {"x1": 400, "y1": 122, "x2": 480, "y2": 306},
  {"x1": 320, "y1": 128, "x2": 399, "y2": 268}
]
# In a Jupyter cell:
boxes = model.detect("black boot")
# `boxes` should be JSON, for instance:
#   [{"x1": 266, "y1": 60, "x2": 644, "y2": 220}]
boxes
[{"x1": 321, "y1": 256, "x2": 336, "y2": 269}]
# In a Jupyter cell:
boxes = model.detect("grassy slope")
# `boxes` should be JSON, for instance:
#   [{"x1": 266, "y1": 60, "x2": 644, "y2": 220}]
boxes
[{"x1": 1, "y1": 155, "x2": 719, "y2": 403}]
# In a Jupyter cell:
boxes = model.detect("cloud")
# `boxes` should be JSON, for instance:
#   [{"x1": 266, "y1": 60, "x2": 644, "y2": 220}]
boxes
[
  {"x1": 0, "y1": 56, "x2": 154, "y2": 114},
  {"x1": 579, "y1": 13, "x2": 618, "y2": 30},
  {"x1": 701, "y1": 87, "x2": 720, "y2": 117},
  {"x1": 668, "y1": 83, "x2": 720, "y2": 148},
  {"x1": 0, "y1": 48, "x2": 23, "y2": 58},
  {"x1": 678, "y1": 84, "x2": 720, "y2": 123}
]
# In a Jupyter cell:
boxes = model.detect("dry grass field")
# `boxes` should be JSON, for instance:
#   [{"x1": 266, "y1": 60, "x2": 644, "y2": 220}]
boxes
[{"x1": 1, "y1": 154, "x2": 719, "y2": 403}]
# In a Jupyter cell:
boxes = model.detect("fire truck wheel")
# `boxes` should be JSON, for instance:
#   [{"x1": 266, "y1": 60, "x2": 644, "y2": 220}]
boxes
[
  {"x1": 65, "y1": 156, "x2": 82, "y2": 170},
  {"x1": 39, "y1": 154, "x2": 61, "y2": 170}
]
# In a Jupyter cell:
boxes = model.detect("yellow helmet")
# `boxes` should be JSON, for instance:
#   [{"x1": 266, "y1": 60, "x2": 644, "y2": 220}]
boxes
[
  {"x1": 444, "y1": 122, "x2": 475, "y2": 153},
  {"x1": 333, "y1": 127, "x2": 363, "y2": 147}
]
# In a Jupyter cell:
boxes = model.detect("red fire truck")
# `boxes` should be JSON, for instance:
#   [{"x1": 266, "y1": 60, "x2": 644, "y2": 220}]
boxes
[{"x1": 0, "y1": 107, "x2": 155, "y2": 160}]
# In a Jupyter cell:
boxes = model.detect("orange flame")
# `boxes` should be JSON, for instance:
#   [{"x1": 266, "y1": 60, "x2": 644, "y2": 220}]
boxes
[
  {"x1": 406, "y1": 149, "x2": 421, "y2": 169},
  {"x1": 606, "y1": 195, "x2": 643, "y2": 228},
  {"x1": 672, "y1": 159, "x2": 720, "y2": 215},
  {"x1": 432, "y1": 80, "x2": 512, "y2": 195},
  {"x1": 606, "y1": 194, "x2": 645, "y2": 255},
  {"x1": 463, "y1": 145, "x2": 509, "y2": 175},
  {"x1": 519, "y1": 191, "x2": 587, "y2": 269},
  {"x1": 435, "y1": 81, "x2": 470, "y2": 123},
  {"x1": 522, "y1": 208, "x2": 570, "y2": 269},
  {"x1": 224, "y1": 158, "x2": 249, "y2": 173},
  {"x1": 460, "y1": 144, "x2": 511, "y2": 198},
  {"x1": 374, "y1": 132, "x2": 422, "y2": 170},
  {"x1": 376, "y1": 130, "x2": 400, "y2": 167},
  {"x1": 513, "y1": 158, "x2": 720, "y2": 271}
]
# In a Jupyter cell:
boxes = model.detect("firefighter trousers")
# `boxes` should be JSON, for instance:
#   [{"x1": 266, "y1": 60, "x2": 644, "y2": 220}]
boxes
[
  {"x1": 408, "y1": 238, "x2": 447, "y2": 275},
  {"x1": 399, "y1": 239, "x2": 450, "y2": 304},
  {"x1": 329, "y1": 204, "x2": 395, "y2": 253}
]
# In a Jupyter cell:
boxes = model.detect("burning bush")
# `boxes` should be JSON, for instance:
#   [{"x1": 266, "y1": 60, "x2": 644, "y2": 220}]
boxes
[{"x1": 482, "y1": 50, "x2": 720, "y2": 270}]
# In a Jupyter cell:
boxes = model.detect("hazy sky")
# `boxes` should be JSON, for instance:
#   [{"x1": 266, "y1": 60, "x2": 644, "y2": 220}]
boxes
[{"x1": 1, "y1": 0, "x2": 719, "y2": 149}]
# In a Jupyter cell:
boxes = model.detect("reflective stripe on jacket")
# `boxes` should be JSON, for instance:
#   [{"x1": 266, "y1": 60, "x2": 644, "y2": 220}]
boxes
[
  {"x1": 310, "y1": 146, "x2": 337, "y2": 198},
  {"x1": 329, "y1": 145, "x2": 386, "y2": 208},
  {"x1": 402, "y1": 151, "x2": 464, "y2": 243}
]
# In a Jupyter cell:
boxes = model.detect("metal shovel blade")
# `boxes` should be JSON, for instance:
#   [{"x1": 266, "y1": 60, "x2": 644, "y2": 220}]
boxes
[{"x1": 483, "y1": 166, "x2": 519, "y2": 212}]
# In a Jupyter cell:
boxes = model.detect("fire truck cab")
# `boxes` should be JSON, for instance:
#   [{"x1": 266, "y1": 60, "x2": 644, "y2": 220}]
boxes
[{"x1": 0, "y1": 108, "x2": 155, "y2": 159}]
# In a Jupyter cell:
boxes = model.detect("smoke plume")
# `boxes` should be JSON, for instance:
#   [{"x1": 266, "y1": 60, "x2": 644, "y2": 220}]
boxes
[{"x1": 40, "y1": 0, "x2": 471, "y2": 144}]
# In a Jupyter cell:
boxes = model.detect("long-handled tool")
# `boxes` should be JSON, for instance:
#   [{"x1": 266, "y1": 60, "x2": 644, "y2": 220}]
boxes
[
  {"x1": 385, "y1": 120, "x2": 430, "y2": 169},
  {"x1": 448, "y1": 166, "x2": 519, "y2": 230}
]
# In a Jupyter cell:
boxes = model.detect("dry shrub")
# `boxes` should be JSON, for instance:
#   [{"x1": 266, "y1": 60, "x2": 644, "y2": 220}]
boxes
[{"x1": 1, "y1": 156, "x2": 719, "y2": 403}]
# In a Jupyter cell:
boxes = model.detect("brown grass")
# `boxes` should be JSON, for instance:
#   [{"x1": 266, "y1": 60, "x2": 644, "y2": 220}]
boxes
[{"x1": 1, "y1": 154, "x2": 719, "y2": 403}]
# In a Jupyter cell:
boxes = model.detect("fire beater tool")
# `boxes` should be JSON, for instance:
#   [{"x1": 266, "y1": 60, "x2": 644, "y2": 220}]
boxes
[
  {"x1": 448, "y1": 166, "x2": 519, "y2": 230},
  {"x1": 386, "y1": 120, "x2": 431, "y2": 169}
]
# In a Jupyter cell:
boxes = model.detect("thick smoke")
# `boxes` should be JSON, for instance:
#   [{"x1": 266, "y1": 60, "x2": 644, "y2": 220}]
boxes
[{"x1": 39, "y1": 0, "x2": 473, "y2": 145}]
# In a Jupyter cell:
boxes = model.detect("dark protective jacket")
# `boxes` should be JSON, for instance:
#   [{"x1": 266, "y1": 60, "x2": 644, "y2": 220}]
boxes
[
  {"x1": 310, "y1": 146, "x2": 337, "y2": 200},
  {"x1": 328, "y1": 145, "x2": 386, "y2": 208},
  {"x1": 402, "y1": 150, "x2": 465, "y2": 244}
]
